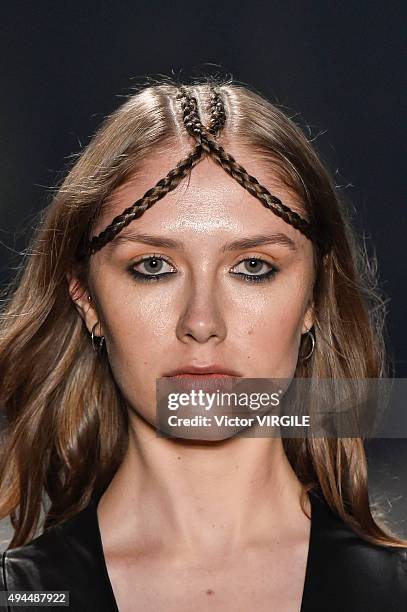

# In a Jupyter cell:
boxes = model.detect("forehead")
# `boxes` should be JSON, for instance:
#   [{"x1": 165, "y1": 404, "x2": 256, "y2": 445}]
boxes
[{"x1": 92, "y1": 144, "x2": 308, "y2": 247}]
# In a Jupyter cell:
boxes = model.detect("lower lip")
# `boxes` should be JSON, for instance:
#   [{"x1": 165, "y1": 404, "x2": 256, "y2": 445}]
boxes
[{"x1": 166, "y1": 374, "x2": 239, "y2": 392}]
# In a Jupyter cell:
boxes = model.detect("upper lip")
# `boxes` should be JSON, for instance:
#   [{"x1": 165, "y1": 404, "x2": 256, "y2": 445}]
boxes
[{"x1": 164, "y1": 365, "x2": 242, "y2": 376}]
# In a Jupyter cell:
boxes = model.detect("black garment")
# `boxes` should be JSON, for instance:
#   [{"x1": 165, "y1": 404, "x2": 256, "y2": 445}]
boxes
[{"x1": 1, "y1": 489, "x2": 406, "y2": 611}]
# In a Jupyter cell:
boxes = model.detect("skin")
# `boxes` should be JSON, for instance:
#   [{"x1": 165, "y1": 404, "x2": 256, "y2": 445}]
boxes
[{"x1": 68, "y1": 143, "x2": 315, "y2": 611}]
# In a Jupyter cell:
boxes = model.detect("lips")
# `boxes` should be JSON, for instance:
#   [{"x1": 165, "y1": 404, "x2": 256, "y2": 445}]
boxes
[
  {"x1": 166, "y1": 373, "x2": 239, "y2": 393},
  {"x1": 163, "y1": 366, "x2": 242, "y2": 393},
  {"x1": 164, "y1": 365, "x2": 242, "y2": 377}
]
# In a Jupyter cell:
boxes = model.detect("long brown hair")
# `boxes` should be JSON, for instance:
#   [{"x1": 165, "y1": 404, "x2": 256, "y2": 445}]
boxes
[{"x1": 1, "y1": 76, "x2": 405, "y2": 549}]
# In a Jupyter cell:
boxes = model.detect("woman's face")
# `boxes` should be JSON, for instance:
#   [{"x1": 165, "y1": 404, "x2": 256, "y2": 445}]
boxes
[{"x1": 69, "y1": 146, "x2": 315, "y2": 431}]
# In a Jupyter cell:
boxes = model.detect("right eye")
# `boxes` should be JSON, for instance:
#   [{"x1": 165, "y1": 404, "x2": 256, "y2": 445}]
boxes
[{"x1": 127, "y1": 255, "x2": 176, "y2": 282}]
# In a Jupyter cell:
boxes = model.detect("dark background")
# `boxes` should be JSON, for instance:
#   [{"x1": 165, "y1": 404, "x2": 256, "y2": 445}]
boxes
[{"x1": 0, "y1": 1, "x2": 406, "y2": 539}]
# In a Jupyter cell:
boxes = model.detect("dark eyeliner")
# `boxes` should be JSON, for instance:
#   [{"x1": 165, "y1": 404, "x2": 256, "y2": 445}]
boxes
[
  {"x1": 127, "y1": 256, "x2": 279, "y2": 284},
  {"x1": 233, "y1": 268, "x2": 278, "y2": 283},
  {"x1": 126, "y1": 255, "x2": 174, "y2": 283},
  {"x1": 127, "y1": 269, "x2": 173, "y2": 282},
  {"x1": 230, "y1": 257, "x2": 279, "y2": 283}
]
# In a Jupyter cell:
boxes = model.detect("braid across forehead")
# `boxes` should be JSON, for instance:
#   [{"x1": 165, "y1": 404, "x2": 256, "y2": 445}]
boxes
[{"x1": 79, "y1": 85, "x2": 325, "y2": 259}]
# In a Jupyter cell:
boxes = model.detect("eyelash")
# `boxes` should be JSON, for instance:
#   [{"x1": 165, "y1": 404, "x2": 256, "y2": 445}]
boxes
[{"x1": 127, "y1": 254, "x2": 279, "y2": 284}]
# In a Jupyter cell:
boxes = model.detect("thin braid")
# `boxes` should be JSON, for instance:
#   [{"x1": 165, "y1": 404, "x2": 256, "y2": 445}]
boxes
[
  {"x1": 82, "y1": 85, "x2": 326, "y2": 258},
  {"x1": 81, "y1": 145, "x2": 203, "y2": 258},
  {"x1": 176, "y1": 86, "x2": 226, "y2": 138},
  {"x1": 207, "y1": 87, "x2": 227, "y2": 135},
  {"x1": 178, "y1": 88, "x2": 319, "y2": 244},
  {"x1": 80, "y1": 86, "x2": 226, "y2": 259},
  {"x1": 201, "y1": 137, "x2": 319, "y2": 242}
]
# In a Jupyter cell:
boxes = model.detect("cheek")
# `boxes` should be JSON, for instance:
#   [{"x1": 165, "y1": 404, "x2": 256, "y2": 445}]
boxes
[
  {"x1": 243, "y1": 308, "x2": 302, "y2": 362},
  {"x1": 100, "y1": 289, "x2": 174, "y2": 364},
  {"x1": 96, "y1": 292, "x2": 167, "y2": 421},
  {"x1": 237, "y1": 281, "x2": 309, "y2": 375}
]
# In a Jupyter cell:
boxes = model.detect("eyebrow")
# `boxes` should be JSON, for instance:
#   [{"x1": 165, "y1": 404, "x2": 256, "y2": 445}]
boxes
[{"x1": 107, "y1": 230, "x2": 298, "y2": 252}]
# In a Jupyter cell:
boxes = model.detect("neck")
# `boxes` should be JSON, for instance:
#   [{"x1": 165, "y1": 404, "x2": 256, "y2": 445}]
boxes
[{"x1": 97, "y1": 416, "x2": 309, "y2": 560}]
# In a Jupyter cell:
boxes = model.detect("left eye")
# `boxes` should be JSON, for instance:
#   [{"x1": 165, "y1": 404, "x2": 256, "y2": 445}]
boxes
[{"x1": 231, "y1": 258, "x2": 272, "y2": 276}]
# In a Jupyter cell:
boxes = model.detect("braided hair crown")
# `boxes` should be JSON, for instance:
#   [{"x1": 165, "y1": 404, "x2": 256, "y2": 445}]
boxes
[{"x1": 78, "y1": 84, "x2": 328, "y2": 260}]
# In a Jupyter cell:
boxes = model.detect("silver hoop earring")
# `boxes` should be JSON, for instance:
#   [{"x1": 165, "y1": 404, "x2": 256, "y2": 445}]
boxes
[
  {"x1": 91, "y1": 321, "x2": 105, "y2": 354},
  {"x1": 301, "y1": 329, "x2": 315, "y2": 361}
]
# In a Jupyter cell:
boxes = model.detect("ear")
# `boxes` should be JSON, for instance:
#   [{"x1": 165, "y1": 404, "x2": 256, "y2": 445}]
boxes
[
  {"x1": 66, "y1": 270, "x2": 103, "y2": 336},
  {"x1": 301, "y1": 299, "x2": 315, "y2": 335}
]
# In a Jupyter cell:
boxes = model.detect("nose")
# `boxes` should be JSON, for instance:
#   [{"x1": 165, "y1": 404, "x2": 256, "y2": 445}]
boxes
[{"x1": 175, "y1": 279, "x2": 227, "y2": 344}]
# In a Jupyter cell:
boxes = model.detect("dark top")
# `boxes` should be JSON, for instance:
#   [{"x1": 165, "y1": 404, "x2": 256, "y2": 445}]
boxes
[{"x1": 1, "y1": 489, "x2": 406, "y2": 611}]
